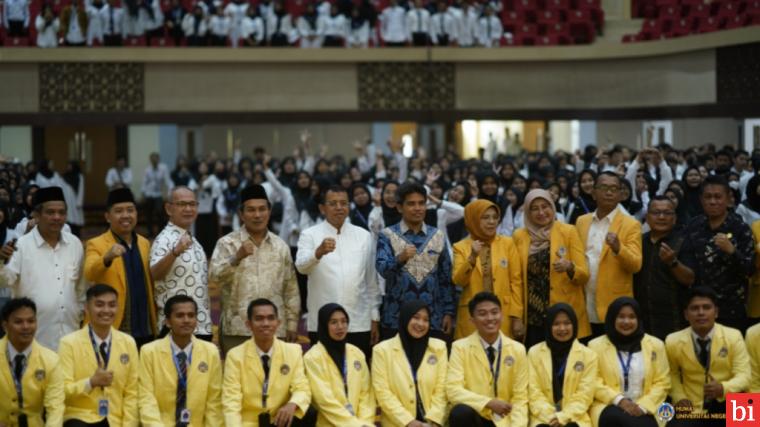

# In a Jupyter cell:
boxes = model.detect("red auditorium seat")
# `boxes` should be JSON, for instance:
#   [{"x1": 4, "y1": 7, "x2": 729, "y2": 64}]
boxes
[
  {"x1": 513, "y1": 23, "x2": 538, "y2": 45},
  {"x1": 513, "y1": 0, "x2": 538, "y2": 23},
  {"x1": 697, "y1": 16, "x2": 722, "y2": 33},
  {"x1": 686, "y1": 3, "x2": 711, "y2": 20},
  {"x1": 545, "y1": 0, "x2": 570, "y2": 9},
  {"x1": 668, "y1": 17, "x2": 695, "y2": 37},
  {"x1": 125, "y1": 36, "x2": 147, "y2": 47},
  {"x1": 658, "y1": 5, "x2": 682, "y2": 20},
  {"x1": 749, "y1": 0, "x2": 760, "y2": 11},
  {"x1": 502, "y1": 10, "x2": 526, "y2": 34},
  {"x1": 654, "y1": 0, "x2": 678, "y2": 6},
  {"x1": 568, "y1": 9, "x2": 595, "y2": 43},
  {"x1": 716, "y1": 1, "x2": 741, "y2": 21},
  {"x1": 151, "y1": 37, "x2": 175, "y2": 47},
  {"x1": 575, "y1": 0, "x2": 601, "y2": 8},
  {"x1": 537, "y1": 9, "x2": 561, "y2": 32},
  {"x1": 546, "y1": 22, "x2": 571, "y2": 40},
  {"x1": 724, "y1": 14, "x2": 749, "y2": 29},
  {"x1": 639, "y1": 18, "x2": 665, "y2": 40},
  {"x1": 3, "y1": 37, "x2": 30, "y2": 47},
  {"x1": 576, "y1": 0, "x2": 604, "y2": 30}
]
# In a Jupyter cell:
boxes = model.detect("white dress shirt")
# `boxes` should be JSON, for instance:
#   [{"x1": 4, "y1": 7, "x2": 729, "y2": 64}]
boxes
[
  {"x1": 138, "y1": 0, "x2": 163, "y2": 32},
  {"x1": 347, "y1": 20, "x2": 370, "y2": 47},
  {"x1": 35, "y1": 15, "x2": 60, "y2": 48},
  {"x1": 209, "y1": 14, "x2": 231, "y2": 37},
  {"x1": 430, "y1": 10, "x2": 457, "y2": 44},
  {"x1": 612, "y1": 350, "x2": 645, "y2": 403},
  {"x1": 150, "y1": 222, "x2": 212, "y2": 336},
  {"x1": 0, "y1": 227, "x2": 84, "y2": 351},
  {"x1": 584, "y1": 206, "x2": 619, "y2": 324},
  {"x1": 182, "y1": 13, "x2": 208, "y2": 37},
  {"x1": 105, "y1": 167, "x2": 132, "y2": 189},
  {"x1": 141, "y1": 163, "x2": 173, "y2": 199},
  {"x1": 297, "y1": 15, "x2": 321, "y2": 47},
  {"x1": 406, "y1": 7, "x2": 430, "y2": 39},
  {"x1": 316, "y1": 1, "x2": 331, "y2": 17},
  {"x1": 7, "y1": 341, "x2": 33, "y2": 374},
  {"x1": 102, "y1": 5, "x2": 125, "y2": 36},
  {"x1": 318, "y1": 13, "x2": 347, "y2": 38},
  {"x1": 479, "y1": 335, "x2": 502, "y2": 371},
  {"x1": 476, "y1": 15, "x2": 502, "y2": 47},
  {"x1": 224, "y1": 1, "x2": 248, "y2": 46},
  {"x1": 241, "y1": 15, "x2": 263, "y2": 42},
  {"x1": 4, "y1": 0, "x2": 30, "y2": 27},
  {"x1": 295, "y1": 220, "x2": 379, "y2": 333},
  {"x1": 86, "y1": 4, "x2": 106, "y2": 45},
  {"x1": 170, "y1": 335, "x2": 193, "y2": 358},
  {"x1": 455, "y1": 6, "x2": 478, "y2": 46},
  {"x1": 380, "y1": 5, "x2": 407, "y2": 43}
]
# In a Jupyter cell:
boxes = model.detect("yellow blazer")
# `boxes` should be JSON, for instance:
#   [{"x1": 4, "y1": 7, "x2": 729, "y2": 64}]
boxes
[
  {"x1": 576, "y1": 210, "x2": 642, "y2": 321},
  {"x1": 223, "y1": 338, "x2": 311, "y2": 427},
  {"x1": 0, "y1": 338, "x2": 64, "y2": 427},
  {"x1": 513, "y1": 223, "x2": 591, "y2": 338},
  {"x1": 665, "y1": 324, "x2": 751, "y2": 411},
  {"x1": 527, "y1": 340, "x2": 598, "y2": 427},
  {"x1": 138, "y1": 336, "x2": 223, "y2": 427},
  {"x1": 748, "y1": 221, "x2": 760, "y2": 317},
  {"x1": 58, "y1": 327, "x2": 139, "y2": 426},
  {"x1": 588, "y1": 334, "x2": 670, "y2": 425},
  {"x1": 746, "y1": 323, "x2": 760, "y2": 393},
  {"x1": 303, "y1": 342, "x2": 375, "y2": 427},
  {"x1": 452, "y1": 235, "x2": 524, "y2": 339},
  {"x1": 84, "y1": 231, "x2": 157, "y2": 334},
  {"x1": 371, "y1": 336, "x2": 448, "y2": 426},
  {"x1": 446, "y1": 332, "x2": 528, "y2": 427}
]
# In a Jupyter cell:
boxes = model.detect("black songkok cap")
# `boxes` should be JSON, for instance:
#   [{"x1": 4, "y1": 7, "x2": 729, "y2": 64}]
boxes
[
  {"x1": 33, "y1": 186, "x2": 65, "y2": 207},
  {"x1": 240, "y1": 184, "x2": 269, "y2": 204},
  {"x1": 107, "y1": 188, "x2": 136, "y2": 209}
]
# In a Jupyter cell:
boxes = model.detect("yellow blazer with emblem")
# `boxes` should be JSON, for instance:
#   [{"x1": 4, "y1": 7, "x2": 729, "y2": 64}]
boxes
[
  {"x1": 575, "y1": 211, "x2": 642, "y2": 321},
  {"x1": 665, "y1": 324, "x2": 751, "y2": 412},
  {"x1": 371, "y1": 336, "x2": 448, "y2": 427},
  {"x1": 528, "y1": 340, "x2": 598, "y2": 427},
  {"x1": 513, "y1": 223, "x2": 591, "y2": 338},
  {"x1": 446, "y1": 332, "x2": 528, "y2": 427},
  {"x1": 84, "y1": 231, "x2": 157, "y2": 334},
  {"x1": 452, "y1": 235, "x2": 524, "y2": 339},
  {"x1": 58, "y1": 327, "x2": 139, "y2": 426},
  {"x1": 748, "y1": 221, "x2": 760, "y2": 317},
  {"x1": 138, "y1": 336, "x2": 222, "y2": 427},
  {"x1": 746, "y1": 323, "x2": 760, "y2": 392},
  {"x1": 0, "y1": 338, "x2": 64, "y2": 427},
  {"x1": 304, "y1": 342, "x2": 375, "y2": 427},
  {"x1": 588, "y1": 334, "x2": 670, "y2": 425},
  {"x1": 223, "y1": 338, "x2": 311, "y2": 427}
]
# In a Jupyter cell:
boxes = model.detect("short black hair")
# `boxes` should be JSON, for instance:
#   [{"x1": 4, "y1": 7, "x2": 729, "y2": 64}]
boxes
[
  {"x1": 685, "y1": 286, "x2": 719, "y2": 307},
  {"x1": 595, "y1": 171, "x2": 621, "y2": 186},
  {"x1": 247, "y1": 298, "x2": 279, "y2": 320},
  {"x1": 1, "y1": 297, "x2": 36, "y2": 322},
  {"x1": 699, "y1": 174, "x2": 730, "y2": 196},
  {"x1": 396, "y1": 181, "x2": 427, "y2": 204},
  {"x1": 319, "y1": 185, "x2": 349, "y2": 204},
  {"x1": 164, "y1": 295, "x2": 198, "y2": 318},
  {"x1": 86, "y1": 284, "x2": 118, "y2": 301},
  {"x1": 468, "y1": 292, "x2": 502, "y2": 316},
  {"x1": 647, "y1": 195, "x2": 675, "y2": 211}
]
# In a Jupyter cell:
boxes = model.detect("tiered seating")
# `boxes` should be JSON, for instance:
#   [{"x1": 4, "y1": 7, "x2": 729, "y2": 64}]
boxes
[
  {"x1": 624, "y1": 0, "x2": 760, "y2": 42},
  {"x1": 502, "y1": 0, "x2": 604, "y2": 46}
]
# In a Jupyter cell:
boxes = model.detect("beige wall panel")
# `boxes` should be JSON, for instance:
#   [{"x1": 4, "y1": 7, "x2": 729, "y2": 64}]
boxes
[
  {"x1": 144, "y1": 63, "x2": 358, "y2": 112},
  {"x1": 596, "y1": 118, "x2": 739, "y2": 150},
  {"x1": 457, "y1": 50, "x2": 715, "y2": 110},
  {"x1": 0, "y1": 65, "x2": 37, "y2": 112},
  {"x1": 596, "y1": 121, "x2": 644, "y2": 148}
]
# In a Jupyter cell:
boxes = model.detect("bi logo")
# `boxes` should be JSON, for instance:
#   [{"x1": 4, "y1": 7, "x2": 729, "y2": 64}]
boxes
[{"x1": 727, "y1": 393, "x2": 759, "y2": 427}]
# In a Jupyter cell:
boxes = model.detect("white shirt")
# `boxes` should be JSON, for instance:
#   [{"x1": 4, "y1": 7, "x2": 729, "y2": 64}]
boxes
[
  {"x1": 296, "y1": 220, "x2": 379, "y2": 333},
  {"x1": 476, "y1": 15, "x2": 502, "y2": 47},
  {"x1": 0, "y1": 227, "x2": 84, "y2": 351},
  {"x1": 138, "y1": 0, "x2": 163, "y2": 32},
  {"x1": 455, "y1": 6, "x2": 478, "y2": 46},
  {"x1": 316, "y1": 1, "x2": 331, "y2": 17},
  {"x1": 430, "y1": 10, "x2": 457, "y2": 44},
  {"x1": 347, "y1": 20, "x2": 369, "y2": 47},
  {"x1": 479, "y1": 335, "x2": 502, "y2": 371},
  {"x1": 86, "y1": 4, "x2": 106, "y2": 45},
  {"x1": 612, "y1": 350, "x2": 645, "y2": 403},
  {"x1": 141, "y1": 163, "x2": 173, "y2": 198},
  {"x1": 7, "y1": 341, "x2": 32, "y2": 372},
  {"x1": 209, "y1": 14, "x2": 231, "y2": 36},
  {"x1": 35, "y1": 16, "x2": 59, "y2": 48},
  {"x1": 182, "y1": 14, "x2": 208, "y2": 37},
  {"x1": 198, "y1": 175, "x2": 224, "y2": 214},
  {"x1": 83, "y1": 328, "x2": 112, "y2": 392},
  {"x1": 585, "y1": 206, "x2": 619, "y2": 324},
  {"x1": 105, "y1": 167, "x2": 132, "y2": 189},
  {"x1": 406, "y1": 7, "x2": 430, "y2": 38},
  {"x1": 318, "y1": 13, "x2": 347, "y2": 38},
  {"x1": 150, "y1": 222, "x2": 212, "y2": 336},
  {"x1": 241, "y1": 15, "x2": 263, "y2": 41},
  {"x1": 380, "y1": 6, "x2": 407, "y2": 43},
  {"x1": 170, "y1": 335, "x2": 194, "y2": 358},
  {"x1": 4, "y1": 0, "x2": 30, "y2": 27},
  {"x1": 66, "y1": 6, "x2": 86, "y2": 43}
]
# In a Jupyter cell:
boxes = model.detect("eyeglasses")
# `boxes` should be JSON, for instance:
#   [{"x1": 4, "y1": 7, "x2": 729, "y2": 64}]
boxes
[
  {"x1": 170, "y1": 201, "x2": 199, "y2": 209},
  {"x1": 648, "y1": 210, "x2": 675, "y2": 217},
  {"x1": 325, "y1": 201, "x2": 349, "y2": 208},
  {"x1": 595, "y1": 185, "x2": 620, "y2": 193}
]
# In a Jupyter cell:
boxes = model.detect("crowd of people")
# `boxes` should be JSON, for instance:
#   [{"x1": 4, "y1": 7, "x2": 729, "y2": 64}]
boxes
[
  {"x1": 7, "y1": 0, "x2": 514, "y2": 48},
  {"x1": 1, "y1": 135, "x2": 760, "y2": 427}
]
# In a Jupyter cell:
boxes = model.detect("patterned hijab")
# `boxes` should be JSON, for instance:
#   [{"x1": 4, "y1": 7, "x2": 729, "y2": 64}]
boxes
[
  {"x1": 464, "y1": 199, "x2": 500, "y2": 244},
  {"x1": 523, "y1": 189, "x2": 555, "y2": 255}
]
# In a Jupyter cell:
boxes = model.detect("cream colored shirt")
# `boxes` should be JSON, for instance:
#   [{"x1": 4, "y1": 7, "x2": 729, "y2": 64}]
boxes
[{"x1": 585, "y1": 206, "x2": 619, "y2": 324}]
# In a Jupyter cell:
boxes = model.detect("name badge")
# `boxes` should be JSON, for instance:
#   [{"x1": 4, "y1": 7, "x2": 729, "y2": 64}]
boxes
[
  {"x1": 345, "y1": 403, "x2": 355, "y2": 416},
  {"x1": 98, "y1": 399, "x2": 109, "y2": 417},
  {"x1": 180, "y1": 408, "x2": 191, "y2": 424}
]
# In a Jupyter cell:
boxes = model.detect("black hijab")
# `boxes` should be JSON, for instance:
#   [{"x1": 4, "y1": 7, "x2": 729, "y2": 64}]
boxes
[
  {"x1": 545, "y1": 303, "x2": 578, "y2": 405},
  {"x1": 604, "y1": 297, "x2": 645, "y2": 353},
  {"x1": 381, "y1": 181, "x2": 402, "y2": 227},
  {"x1": 63, "y1": 161, "x2": 81, "y2": 194},
  {"x1": 398, "y1": 300, "x2": 430, "y2": 372},
  {"x1": 744, "y1": 174, "x2": 760, "y2": 214},
  {"x1": 317, "y1": 303, "x2": 349, "y2": 372},
  {"x1": 681, "y1": 166, "x2": 703, "y2": 218},
  {"x1": 349, "y1": 183, "x2": 373, "y2": 230}
]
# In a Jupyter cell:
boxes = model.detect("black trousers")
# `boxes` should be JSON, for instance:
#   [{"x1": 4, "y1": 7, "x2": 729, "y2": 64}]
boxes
[
  {"x1": 449, "y1": 404, "x2": 496, "y2": 427},
  {"x1": 64, "y1": 419, "x2": 109, "y2": 427},
  {"x1": 187, "y1": 35, "x2": 207, "y2": 46},
  {"x1": 144, "y1": 27, "x2": 164, "y2": 46},
  {"x1": 436, "y1": 34, "x2": 449, "y2": 46},
  {"x1": 308, "y1": 331, "x2": 371, "y2": 361},
  {"x1": 385, "y1": 41, "x2": 406, "y2": 47},
  {"x1": 599, "y1": 405, "x2": 658, "y2": 427},
  {"x1": 291, "y1": 246, "x2": 308, "y2": 313},
  {"x1": 143, "y1": 196, "x2": 164, "y2": 237},
  {"x1": 211, "y1": 35, "x2": 227, "y2": 46},
  {"x1": 103, "y1": 35, "x2": 122, "y2": 46},
  {"x1": 7, "y1": 20, "x2": 26, "y2": 37},
  {"x1": 323, "y1": 35, "x2": 344, "y2": 47},
  {"x1": 411, "y1": 32, "x2": 429, "y2": 46}
]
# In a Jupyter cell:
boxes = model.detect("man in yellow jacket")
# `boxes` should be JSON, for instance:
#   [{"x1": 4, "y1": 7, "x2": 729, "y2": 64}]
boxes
[
  {"x1": 447, "y1": 292, "x2": 528, "y2": 427},
  {"x1": 138, "y1": 295, "x2": 222, "y2": 427},
  {"x1": 84, "y1": 188, "x2": 156, "y2": 347},
  {"x1": 223, "y1": 298, "x2": 312, "y2": 427},
  {"x1": 1, "y1": 297, "x2": 64, "y2": 427},
  {"x1": 665, "y1": 287, "x2": 751, "y2": 426},
  {"x1": 745, "y1": 321, "x2": 760, "y2": 392},
  {"x1": 576, "y1": 172, "x2": 642, "y2": 340},
  {"x1": 58, "y1": 284, "x2": 139, "y2": 427}
]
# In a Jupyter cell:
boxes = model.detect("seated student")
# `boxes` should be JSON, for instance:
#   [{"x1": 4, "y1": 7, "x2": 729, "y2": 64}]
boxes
[
  {"x1": 58, "y1": 284, "x2": 139, "y2": 427},
  {"x1": 528, "y1": 303, "x2": 598, "y2": 427},
  {"x1": 0, "y1": 297, "x2": 64, "y2": 427},
  {"x1": 223, "y1": 298, "x2": 312, "y2": 427},
  {"x1": 304, "y1": 303, "x2": 375, "y2": 427},
  {"x1": 372, "y1": 300, "x2": 448, "y2": 427},
  {"x1": 138, "y1": 295, "x2": 222, "y2": 426},
  {"x1": 746, "y1": 322, "x2": 760, "y2": 392},
  {"x1": 589, "y1": 297, "x2": 670, "y2": 427},
  {"x1": 446, "y1": 291, "x2": 528, "y2": 427},
  {"x1": 665, "y1": 287, "x2": 751, "y2": 427}
]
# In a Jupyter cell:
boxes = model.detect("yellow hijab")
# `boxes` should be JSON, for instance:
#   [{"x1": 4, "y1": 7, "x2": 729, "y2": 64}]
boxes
[{"x1": 464, "y1": 199, "x2": 501, "y2": 244}]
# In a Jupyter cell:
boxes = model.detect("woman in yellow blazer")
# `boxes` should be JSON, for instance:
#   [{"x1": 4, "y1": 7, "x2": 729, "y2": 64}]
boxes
[
  {"x1": 304, "y1": 303, "x2": 375, "y2": 427},
  {"x1": 453, "y1": 199, "x2": 523, "y2": 339},
  {"x1": 748, "y1": 220, "x2": 760, "y2": 320},
  {"x1": 528, "y1": 303, "x2": 598, "y2": 427},
  {"x1": 588, "y1": 297, "x2": 669, "y2": 427},
  {"x1": 372, "y1": 300, "x2": 448, "y2": 427},
  {"x1": 746, "y1": 322, "x2": 760, "y2": 392},
  {"x1": 513, "y1": 189, "x2": 590, "y2": 346}
]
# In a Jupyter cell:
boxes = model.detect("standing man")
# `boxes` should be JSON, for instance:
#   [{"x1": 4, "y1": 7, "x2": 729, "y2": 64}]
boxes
[
  {"x1": 0, "y1": 186, "x2": 84, "y2": 351},
  {"x1": 138, "y1": 295, "x2": 222, "y2": 427},
  {"x1": 140, "y1": 152, "x2": 173, "y2": 238},
  {"x1": 376, "y1": 182, "x2": 456, "y2": 340},
  {"x1": 223, "y1": 298, "x2": 312, "y2": 427},
  {"x1": 0, "y1": 297, "x2": 65, "y2": 426},
  {"x1": 150, "y1": 187, "x2": 212, "y2": 341},
  {"x1": 576, "y1": 172, "x2": 642, "y2": 340},
  {"x1": 58, "y1": 284, "x2": 139, "y2": 427},
  {"x1": 84, "y1": 188, "x2": 156, "y2": 347},
  {"x1": 296, "y1": 185, "x2": 380, "y2": 358},
  {"x1": 210, "y1": 185, "x2": 300, "y2": 354},
  {"x1": 634, "y1": 195, "x2": 695, "y2": 340},
  {"x1": 104, "y1": 157, "x2": 131, "y2": 190},
  {"x1": 681, "y1": 175, "x2": 755, "y2": 333}
]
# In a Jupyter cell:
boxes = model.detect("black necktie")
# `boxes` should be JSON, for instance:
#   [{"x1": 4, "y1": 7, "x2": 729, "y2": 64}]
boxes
[
  {"x1": 261, "y1": 354, "x2": 271, "y2": 379},
  {"x1": 417, "y1": 10, "x2": 422, "y2": 32},
  {"x1": 697, "y1": 338, "x2": 710, "y2": 369},
  {"x1": 175, "y1": 351, "x2": 187, "y2": 427},
  {"x1": 109, "y1": 7, "x2": 114, "y2": 33},
  {"x1": 99, "y1": 342, "x2": 108, "y2": 367},
  {"x1": 487, "y1": 346, "x2": 496, "y2": 367},
  {"x1": 14, "y1": 354, "x2": 27, "y2": 427}
]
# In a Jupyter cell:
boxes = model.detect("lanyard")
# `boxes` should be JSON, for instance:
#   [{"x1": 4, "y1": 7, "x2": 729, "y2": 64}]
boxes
[
  {"x1": 88, "y1": 326, "x2": 111, "y2": 367},
  {"x1": 407, "y1": 359, "x2": 426, "y2": 420},
  {"x1": 485, "y1": 343, "x2": 502, "y2": 397},
  {"x1": 616, "y1": 351, "x2": 633, "y2": 392},
  {"x1": 555, "y1": 357, "x2": 568, "y2": 380},
  {"x1": 341, "y1": 357, "x2": 349, "y2": 398},
  {"x1": 172, "y1": 350, "x2": 192, "y2": 390}
]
